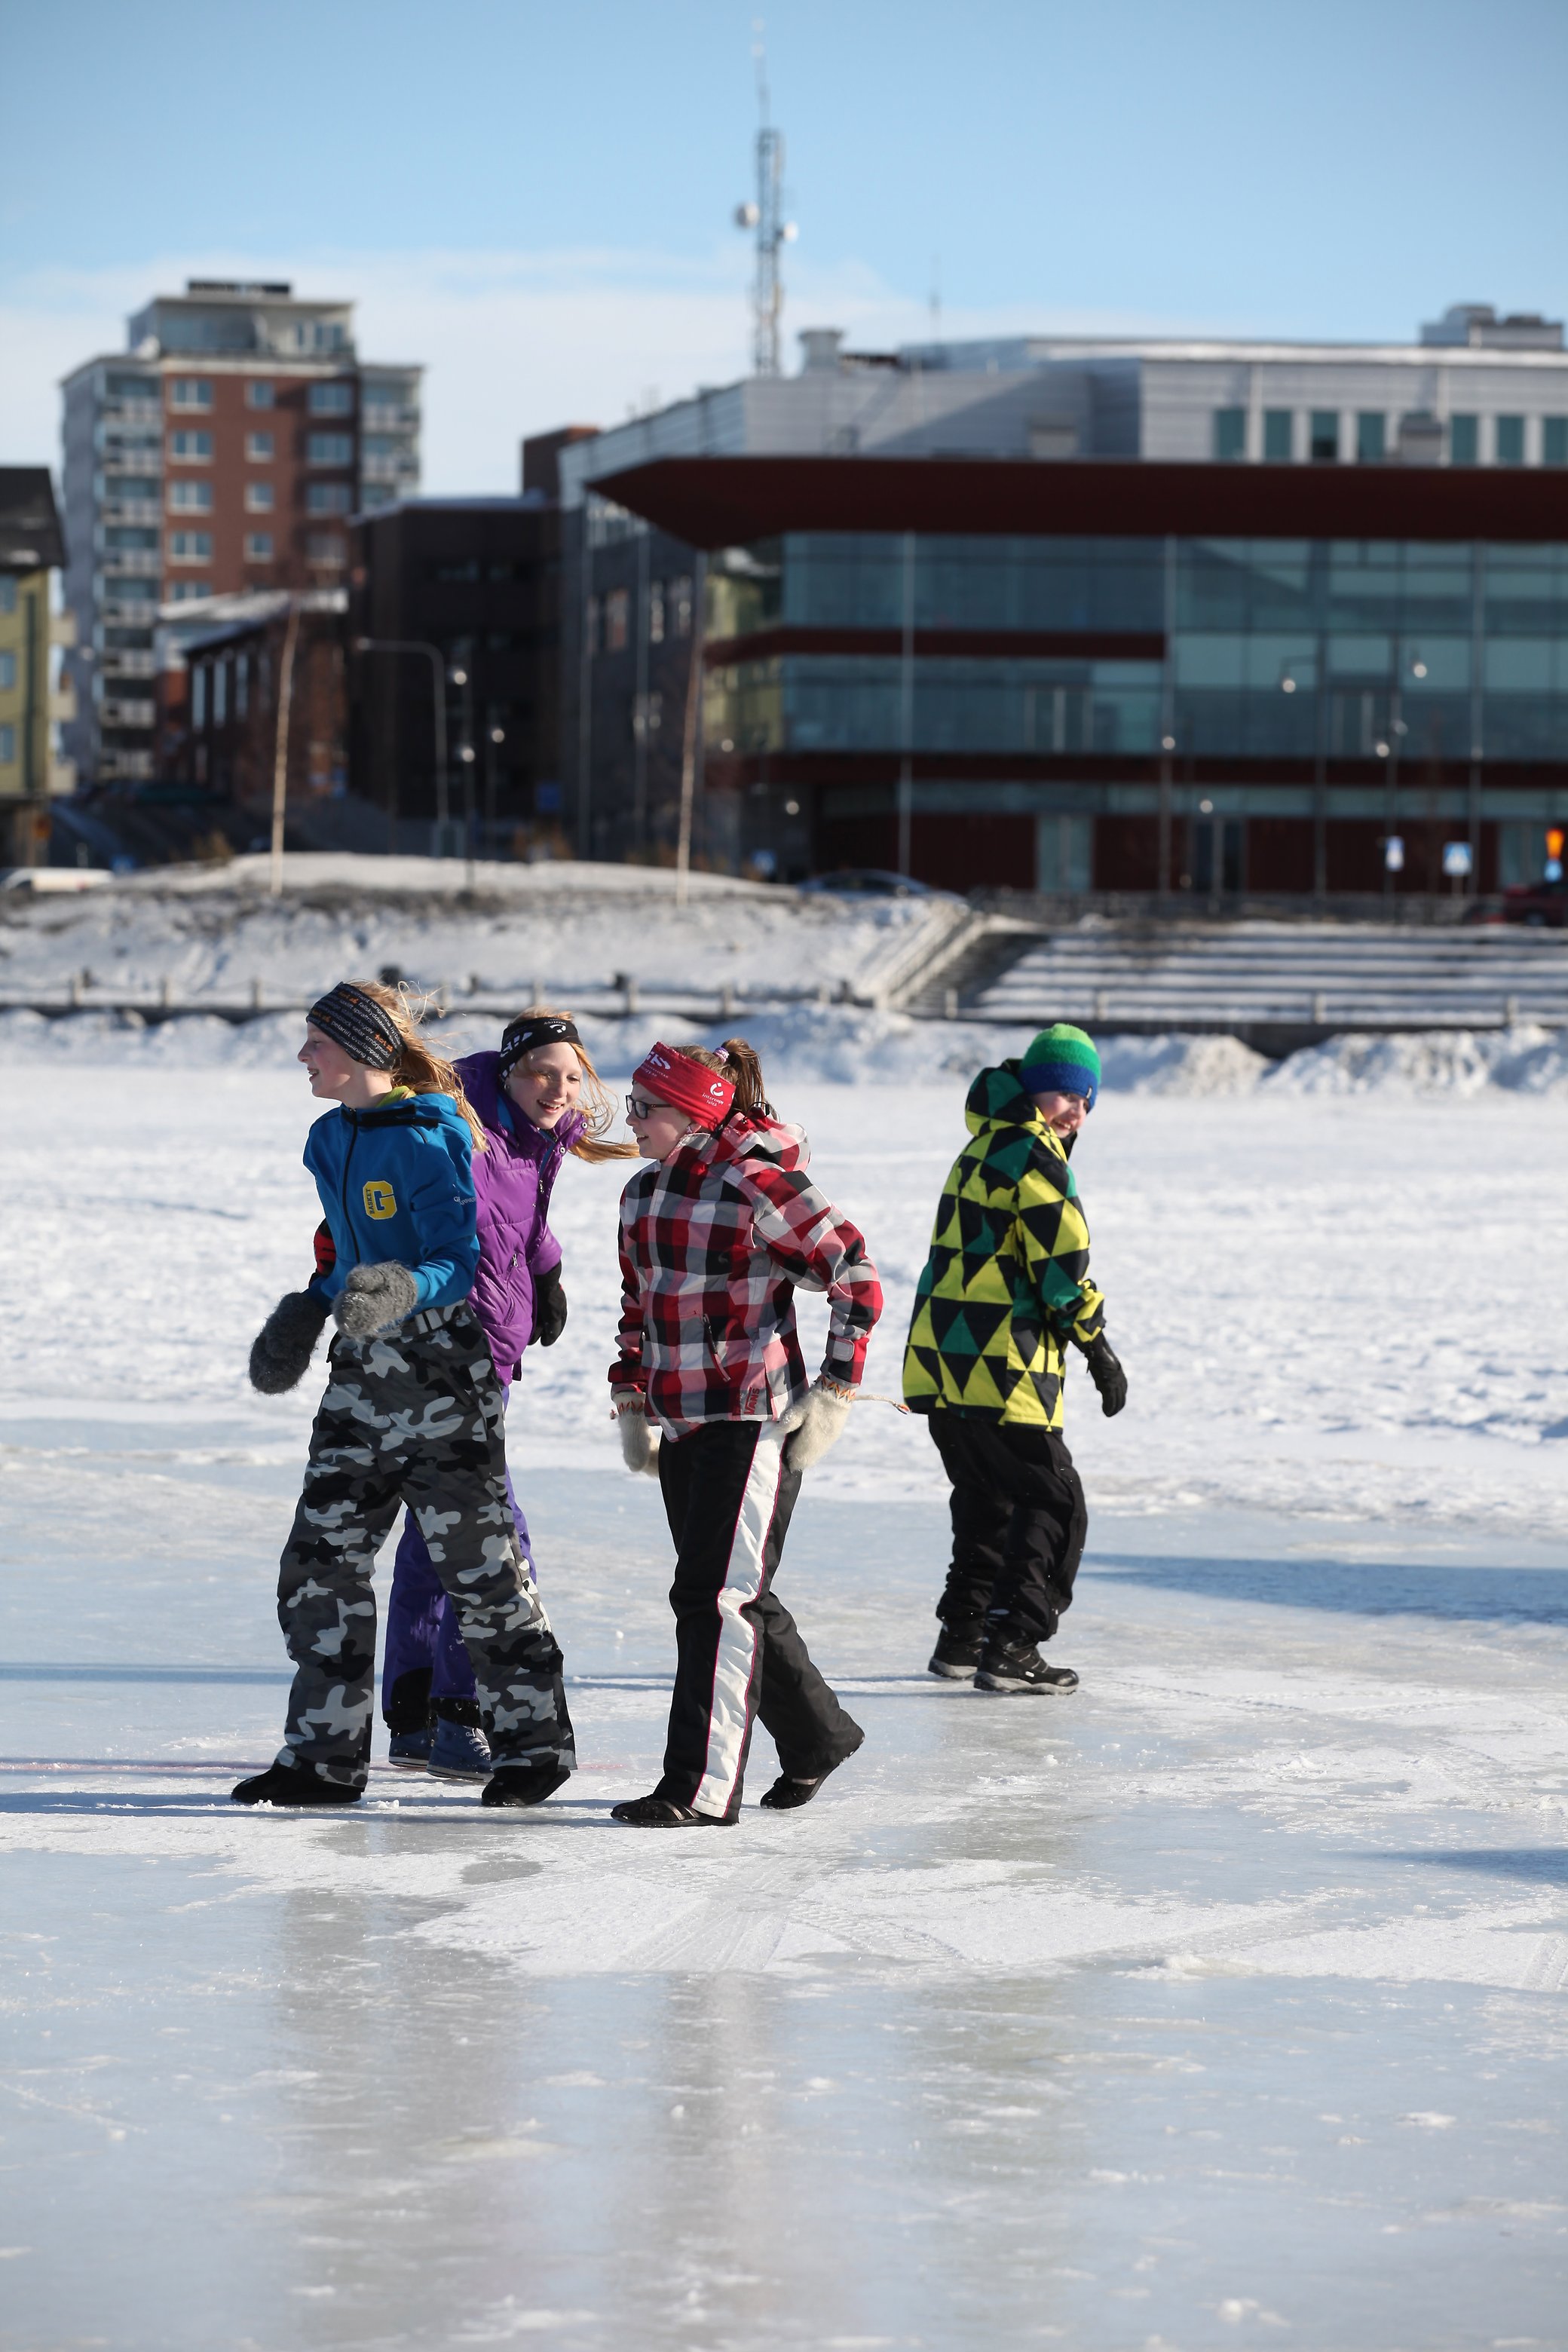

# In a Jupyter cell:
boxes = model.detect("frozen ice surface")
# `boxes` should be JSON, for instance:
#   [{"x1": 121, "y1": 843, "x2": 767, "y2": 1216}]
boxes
[{"x1": 2, "y1": 1067, "x2": 1566, "y2": 2350}]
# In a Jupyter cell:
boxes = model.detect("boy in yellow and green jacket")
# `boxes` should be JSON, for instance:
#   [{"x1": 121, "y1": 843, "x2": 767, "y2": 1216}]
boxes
[{"x1": 902, "y1": 1024, "x2": 1126, "y2": 1693}]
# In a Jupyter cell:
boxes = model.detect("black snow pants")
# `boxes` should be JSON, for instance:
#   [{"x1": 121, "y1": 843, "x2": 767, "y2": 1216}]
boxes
[
  {"x1": 653, "y1": 1418, "x2": 863, "y2": 1822},
  {"x1": 927, "y1": 1413, "x2": 1087, "y2": 1647}
]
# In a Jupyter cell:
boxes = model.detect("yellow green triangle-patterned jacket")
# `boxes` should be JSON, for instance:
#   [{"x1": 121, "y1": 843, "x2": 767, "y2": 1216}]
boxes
[{"x1": 902, "y1": 1060, "x2": 1107, "y2": 1429}]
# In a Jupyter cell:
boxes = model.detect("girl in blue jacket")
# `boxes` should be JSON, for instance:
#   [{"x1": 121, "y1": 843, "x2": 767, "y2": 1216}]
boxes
[
  {"x1": 234, "y1": 980, "x2": 575, "y2": 1810},
  {"x1": 378, "y1": 1009, "x2": 632, "y2": 1780}
]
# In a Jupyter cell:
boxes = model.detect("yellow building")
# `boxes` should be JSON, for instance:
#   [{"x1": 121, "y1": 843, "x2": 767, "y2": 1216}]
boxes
[{"x1": 0, "y1": 468, "x2": 76, "y2": 868}]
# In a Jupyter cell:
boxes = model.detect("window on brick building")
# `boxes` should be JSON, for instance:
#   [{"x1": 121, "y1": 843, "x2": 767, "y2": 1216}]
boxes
[
  {"x1": 246, "y1": 431, "x2": 274, "y2": 461},
  {"x1": 167, "y1": 580, "x2": 213, "y2": 602},
  {"x1": 167, "y1": 531, "x2": 213, "y2": 562},
  {"x1": 247, "y1": 381, "x2": 275, "y2": 409},
  {"x1": 245, "y1": 533, "x2": 274, "y2": 561},
  {"x1": 308, "y1": 433, "x2": 354, "y2": 466},
  {"x1": 167, "y1": 482, "x2": 213, "y2": 513},
  {"x1": 246, "y1": 482, "x2": 274, "y2": 512},
  {"x1": 307, "y1": 534, "x2": 346, "y2": 565},
  {"x1": 168, "y1": 378, "x2": 213, "y2": 412},
  {"x1": 307, "y1": 482, "x2": 352, "y2": 514},
  {"x1": 309, "y1": 382, "x2": 355, "y2": 415},
  {"x1": 168, "y1": 430, "x2": 213, "y2": 461}
]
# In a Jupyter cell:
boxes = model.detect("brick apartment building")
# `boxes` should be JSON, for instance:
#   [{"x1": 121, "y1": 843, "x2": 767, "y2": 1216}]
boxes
[{"x1": 60, "y1": 280, "x2": 420, "y2": 786}]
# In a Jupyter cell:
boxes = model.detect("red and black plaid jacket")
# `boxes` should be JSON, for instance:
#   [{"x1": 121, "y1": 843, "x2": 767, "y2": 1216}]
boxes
[{"x1": 609, "y1": 1114, "x2": 882, "y2": 1436}]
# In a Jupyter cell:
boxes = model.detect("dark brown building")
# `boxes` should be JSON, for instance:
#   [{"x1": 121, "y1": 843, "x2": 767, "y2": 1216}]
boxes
[{"x1": 347, "y1": 499, "x2": 565, "y2": 856}]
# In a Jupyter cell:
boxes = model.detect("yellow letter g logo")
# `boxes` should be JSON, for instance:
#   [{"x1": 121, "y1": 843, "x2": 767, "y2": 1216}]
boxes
[{"x1": 363, "y1": 1178, "x2": 397, "y2": 1220}]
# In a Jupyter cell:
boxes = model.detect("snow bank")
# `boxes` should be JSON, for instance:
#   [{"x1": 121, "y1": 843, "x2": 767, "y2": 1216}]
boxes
[
  {"x1": 1263, "y1": 1022, "x2": 1568, "y2": 1098},
  {"x1": 3, "y1": 996, "x2": 1565, "y2": 1100}
]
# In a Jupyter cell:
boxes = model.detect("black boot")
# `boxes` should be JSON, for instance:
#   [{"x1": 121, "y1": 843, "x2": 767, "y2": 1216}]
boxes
[
  {"x1": 610, "y1": 1794, "x2": 730, "y2": 1827},
  {"x1": 975, "y1": 1637, "x2": 1080, "y2": 1695},
  {"x1": 928, "y1": 1622, "x2": 986, "y2": 1680},
  {"x1": 231, "y1": 1764, "x2": 361, "y2": 1806},
  {"x1": 480, "y1": 1761, "x2": 571, "y2": 1808}
]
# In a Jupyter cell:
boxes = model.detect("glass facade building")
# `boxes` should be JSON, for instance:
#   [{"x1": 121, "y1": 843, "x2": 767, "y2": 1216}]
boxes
[{"x1": 697, "y1": 530, "x2": 1568, "y2": 894}]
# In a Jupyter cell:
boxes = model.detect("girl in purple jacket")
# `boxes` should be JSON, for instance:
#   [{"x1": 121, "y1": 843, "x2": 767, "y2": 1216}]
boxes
[{"x1": 382, "y1": 1010, "x2": 632, "y2": 1776}]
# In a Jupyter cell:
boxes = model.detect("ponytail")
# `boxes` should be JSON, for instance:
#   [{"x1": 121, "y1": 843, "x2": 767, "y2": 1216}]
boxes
[{"x1": 684, "y1": 1036, "x2": 776, "y2": 1123}]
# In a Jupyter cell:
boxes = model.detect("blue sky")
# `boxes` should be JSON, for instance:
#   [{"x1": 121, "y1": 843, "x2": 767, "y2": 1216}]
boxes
[{"x1": 4, "y1": 0, "x2": 1566, "y2": 490}]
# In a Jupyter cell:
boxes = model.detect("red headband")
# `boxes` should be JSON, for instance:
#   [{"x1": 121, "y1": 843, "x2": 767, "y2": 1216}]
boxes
[{"x1": 632, "y1": 1040, "x2": 735, "y2": 1125}]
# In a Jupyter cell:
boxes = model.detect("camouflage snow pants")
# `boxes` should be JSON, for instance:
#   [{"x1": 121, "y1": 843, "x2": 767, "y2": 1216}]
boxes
[{"x1": 272, "y1": 1301, "x2": 575, "y2": 1791}]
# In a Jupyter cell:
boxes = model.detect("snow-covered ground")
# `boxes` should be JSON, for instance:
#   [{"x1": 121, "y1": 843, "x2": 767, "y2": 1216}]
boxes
[
  {"x1": 4, "y1": 1008, "x2": 1567, "y2": 2343},
  {"x1": 0, "y1": 856, "x2": 940, "y2": 1009}
]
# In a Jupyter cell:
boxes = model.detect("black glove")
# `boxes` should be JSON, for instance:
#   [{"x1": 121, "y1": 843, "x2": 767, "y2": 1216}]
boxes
[
  {"x1": 249, "y1": 1288, "x2": 330, "y2": 1393},
  {"x1": 1083, "y1": 1334, "x2": 1128, "y2": 1417},
  {"x1": 333, "y1": 1260, "x2": 420, "y2": 1340},
  {"x1": 533, "y1": 1263, "x2": 568, "y2": 1347}
]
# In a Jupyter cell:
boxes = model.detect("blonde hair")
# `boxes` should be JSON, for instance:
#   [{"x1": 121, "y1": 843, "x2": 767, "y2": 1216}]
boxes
[
  {"x1": 502, "y1": 1007, "x2": 635, "y2": 1164},
  {"x1": 683, "y1": 1037, "x2": 776, "y2": 1124},
  {"x1": 340, "y1": 978, "x2": 488, "y2": 1152}
]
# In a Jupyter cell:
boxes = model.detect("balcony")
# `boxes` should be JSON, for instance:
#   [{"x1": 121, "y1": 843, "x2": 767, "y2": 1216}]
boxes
[
  {"x1": 360, "y1": 454, "x2": 420, "y2": 485},
  {"x1": 103, "y1": 498, "x2": 161, "y2": 525},
  {"x1": 100, "y1": 552, "x2": 161, "y2": 577},
  {"x1": 101, "y1": 651, "x2": 157, "y2": 680},
  {"x1": 101, "y1": 599, "x2": 157, "y2": 626},
  {"x1": 100, "y1": 698, "x2": 156, "y2": 730},
  {"x1": 51, "y1": 612, "x2": 78, "y2": 651},
  {"x1": 98, "y1": 749, "x2": 155, "y2": 780},
  {"x1": 50, "y1": 684, "x2": 78, "y2": 722},
  {"x1": 101, "y1": 451, "x2": 162, "y2": 474},
  {"x1": 47, "y1": 757, "x2": 78, "y2": 796},
  {"x1": 362, "y1": 406, "x2": 420, "y2": 431},
  {"x1": 100, "y1": 399, "x2": 162, "y2": 427}
]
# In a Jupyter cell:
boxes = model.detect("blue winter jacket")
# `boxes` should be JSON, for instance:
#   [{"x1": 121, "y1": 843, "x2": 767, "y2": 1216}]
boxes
[{"x1": 304, "y1": 1091, "x2": 479, "y2": 1315}]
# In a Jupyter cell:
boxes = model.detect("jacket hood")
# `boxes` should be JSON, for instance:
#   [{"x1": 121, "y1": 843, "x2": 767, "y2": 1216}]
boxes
[
  {"x1": 457, "y1": 1049, "x2": 587, "y2": 1155},
  {"x1": 964, "y1": 1061, "x2": 1073, "y2": 1160},
  {"x1": 702, "y1": 1110, "x2": 809, "y2": 1175},
  {"x1": 341, "y1": 1088, "x2": 472, "y2": 1140}
]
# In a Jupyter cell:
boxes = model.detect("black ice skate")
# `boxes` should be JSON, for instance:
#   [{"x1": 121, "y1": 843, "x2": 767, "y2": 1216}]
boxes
[
  {"x1": 610, "y1": 1795, "x2": 730, "y2": 1827},
  {"x1": 975, "y1": 1638, "x2": 1080, "y2": 1695},
  {"x1": 231, "y1": 1764, "x2": 361, "y2": 1806},
  {"x1": 927, "y1": 1625, "x2": 985, "y2": 1680},
  {"x1": 480, "y1": 1762, "x2": 571, "y2": 1808}
]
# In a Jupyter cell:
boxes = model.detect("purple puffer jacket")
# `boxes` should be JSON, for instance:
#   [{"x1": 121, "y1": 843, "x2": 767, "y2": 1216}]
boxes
[{"x1": 455, "y1": 1052, "x2": 586, "y2": 1384}]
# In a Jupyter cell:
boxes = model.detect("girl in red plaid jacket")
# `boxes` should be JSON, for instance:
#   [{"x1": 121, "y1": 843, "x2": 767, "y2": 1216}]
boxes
[{"x1": 608, "y1": 1037, "x2": 883, "y2": 1827}]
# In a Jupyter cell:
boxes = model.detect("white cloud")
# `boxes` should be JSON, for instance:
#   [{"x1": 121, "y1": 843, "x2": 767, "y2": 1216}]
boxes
[{"x1": 0, "y1": 243, "x2": 1202, "y2": 495}]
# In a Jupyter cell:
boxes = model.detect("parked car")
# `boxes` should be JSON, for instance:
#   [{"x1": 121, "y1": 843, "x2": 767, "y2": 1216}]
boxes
[
  {"x1": 1469, "y1": 878, "x2": 1568, "y2": 928},
  {"x1": 798, "y1": 867, "x2": 960, "y2": 901}
]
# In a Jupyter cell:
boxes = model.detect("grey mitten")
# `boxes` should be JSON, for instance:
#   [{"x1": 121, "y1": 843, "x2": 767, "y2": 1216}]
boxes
[
  {"x1": 332, "y1": 1260, "x2": 420, "y2": 1340},
  {"x1": 249, "y1": 1288, "x2": 331, "y2": 1393},
  {"x1": 777, "y1": 1379, "x2": 854, "y2": 1470},
  {"x1": 613, "y1": 1392, "x2": 661, "y2": 1475}
]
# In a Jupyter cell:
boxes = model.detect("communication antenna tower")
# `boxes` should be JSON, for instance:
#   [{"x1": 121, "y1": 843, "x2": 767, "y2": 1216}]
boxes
[{"x1": 733, "y1": 20, "x2": 796, "y2": 376}]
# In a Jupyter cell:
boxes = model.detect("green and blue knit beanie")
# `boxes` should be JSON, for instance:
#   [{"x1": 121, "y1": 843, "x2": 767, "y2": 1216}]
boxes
[{"x1": 1019, "y1": 1022, "x2": 1101, "y2": 1110}]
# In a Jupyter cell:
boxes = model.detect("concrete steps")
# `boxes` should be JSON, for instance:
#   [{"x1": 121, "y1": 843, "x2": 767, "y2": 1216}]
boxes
[{"x1": 963, "y1": 922, "x2": 1568, "y2": 1044}]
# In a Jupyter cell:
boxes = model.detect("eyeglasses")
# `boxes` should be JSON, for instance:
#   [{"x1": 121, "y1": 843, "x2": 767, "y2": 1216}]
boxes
[{"x1": 625, "y1": 1094, "x2": 659, "y2": 1119}]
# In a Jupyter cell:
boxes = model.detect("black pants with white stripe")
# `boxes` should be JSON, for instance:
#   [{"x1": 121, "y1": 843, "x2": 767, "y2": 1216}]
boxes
[{"x1": 654, "y1": 1419, "x2": 864, "y2": 1821}]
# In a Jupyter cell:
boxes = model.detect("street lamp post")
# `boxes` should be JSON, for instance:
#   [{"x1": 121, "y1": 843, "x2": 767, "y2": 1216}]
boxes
[
  {"x1": 354, "y1": 637, "x2": 449, "y2": 849},
  {"x1": 449, "y1": 663, "x2": 476, "y2": 887}
]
